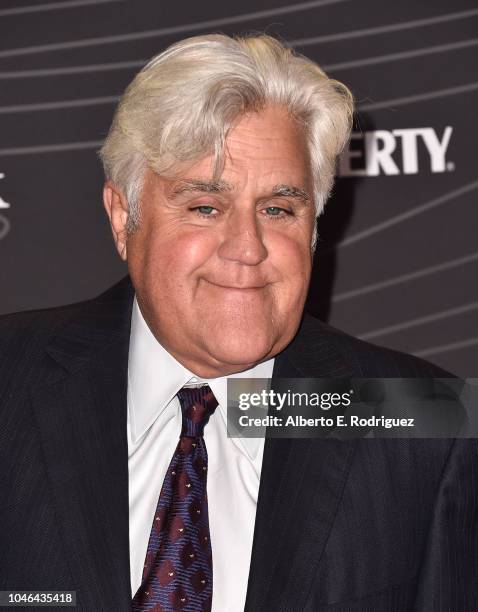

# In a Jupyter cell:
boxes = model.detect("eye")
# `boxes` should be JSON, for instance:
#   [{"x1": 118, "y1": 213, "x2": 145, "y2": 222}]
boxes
[
  {"x1": 191, "y1": 205, "x2": 218, "y2": 217},
  {"x1": 263, "y1": 206, "x2": 292, "y2": 217}
]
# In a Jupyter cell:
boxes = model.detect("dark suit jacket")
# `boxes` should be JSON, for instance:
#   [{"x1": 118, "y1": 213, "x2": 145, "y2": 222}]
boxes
[{"x1": 0, "y1": 276, "x2": 476, "y2": 611}]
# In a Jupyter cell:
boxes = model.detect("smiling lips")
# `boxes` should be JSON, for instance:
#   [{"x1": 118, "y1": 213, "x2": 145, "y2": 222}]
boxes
[{"x1": 203, "y1": 279, "x2": 270, "y2": 290}]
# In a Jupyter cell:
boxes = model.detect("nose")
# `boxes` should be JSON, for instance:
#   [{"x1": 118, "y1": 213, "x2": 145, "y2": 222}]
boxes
[{"x1": 217, "y1": 208, "x2": 268, "y2": 266}]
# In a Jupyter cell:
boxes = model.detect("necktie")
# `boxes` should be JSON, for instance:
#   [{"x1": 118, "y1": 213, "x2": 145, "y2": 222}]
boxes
[{"x1": 132, "y1": 385, "x2": 219, "y2": 612}]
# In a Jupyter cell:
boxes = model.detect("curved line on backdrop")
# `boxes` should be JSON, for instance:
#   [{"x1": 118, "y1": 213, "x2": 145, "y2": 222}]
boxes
[
  {"x1": 359, "y1": 81, "x2": 478, "y2": 111},
  {"x1": 332, "y1": 252, "x2": 478, "y2": 303},
  {"x1": 0, "y1": 61, "x2": 146, "y2": 80},
  {"x1": 413, "y1": 337, "x2": 478, "y2": 358},
  {"x1": 323, "y1": 38, "x2": 478, "y2": 72},
  {"x1": 1, "y1": 8, "x2": 477, "y2": 79},
  {"x1": 0, "y1": 141, "x2": 103, "y2": 157},
  {"x1": 290, "y1": 8, "x2": 478, "y2": 46},
  {"x1": 0, "y1": 0, "x2": 124, "y2": 18},
  {"x1": 0, "y1": 215, "x2": 11, "y2": 241},
  {"x1": 1, "y1": 39, "x2": 477, "y2": 114},
  {"x1": 0, "y1": 80, "x2": 477, "y2": 157},
  {"x1": 0, "y1": 0, "x2": 349, "y2": 60},
  {"x1": 0, "y1": 96, "x2": 119, "y2": 115},
  {"x1": 358, "y1": 302, "x2": 478, "y2": 341},
  {"x1": 334, "y1": 181, "x2": 478, "y2": 249}
]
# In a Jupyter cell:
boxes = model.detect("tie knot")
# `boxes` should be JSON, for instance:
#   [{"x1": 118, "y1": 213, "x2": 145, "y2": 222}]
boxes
[{"x1": 177, "y1": 385, "x2": 218, "y2": 438}]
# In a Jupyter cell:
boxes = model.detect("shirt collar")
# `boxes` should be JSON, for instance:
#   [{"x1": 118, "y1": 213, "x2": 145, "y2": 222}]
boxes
[{"x1": 128, "y1": 295, "x2": 274, "y2": 463}]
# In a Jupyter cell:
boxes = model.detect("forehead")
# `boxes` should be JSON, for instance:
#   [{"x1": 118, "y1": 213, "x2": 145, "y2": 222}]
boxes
[
  {"x1": 170, "y1": 105, "x2": 311, "y2": 190},
  {"x1": 225, "y1": 105, "x2": 307, "y2": 151},
  {"x1": 223, "y1": 106, "x2": 310, "y2": 178}
]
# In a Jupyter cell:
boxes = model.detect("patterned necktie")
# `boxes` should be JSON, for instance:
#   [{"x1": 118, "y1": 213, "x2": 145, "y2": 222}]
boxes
[{"x1": 132, "y1": 385, "x2": 218, "y2": 612}]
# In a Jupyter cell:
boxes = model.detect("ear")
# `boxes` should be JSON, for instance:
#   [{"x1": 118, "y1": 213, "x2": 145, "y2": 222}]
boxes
[{"x1": 103, "y1": 181, "x2": 129, "y2": 261}]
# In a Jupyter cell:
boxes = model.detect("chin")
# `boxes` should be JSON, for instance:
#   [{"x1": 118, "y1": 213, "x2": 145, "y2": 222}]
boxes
[{"x1": 205, "y1": 330, "x2": 274, "y2": 368}]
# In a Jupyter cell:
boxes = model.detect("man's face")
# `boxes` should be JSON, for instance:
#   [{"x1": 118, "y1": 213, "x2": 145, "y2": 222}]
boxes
[{"x1": 112, "y1": 105, "x2": 316, "y2": 377}]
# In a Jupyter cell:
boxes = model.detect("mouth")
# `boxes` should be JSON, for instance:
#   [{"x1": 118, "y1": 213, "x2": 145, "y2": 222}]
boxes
[{"x1": 202, "y1": 279, "x2": 269, "y2": 291}]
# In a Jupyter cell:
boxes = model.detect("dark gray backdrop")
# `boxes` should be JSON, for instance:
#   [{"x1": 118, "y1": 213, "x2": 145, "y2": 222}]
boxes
[{"x1": 0, "y1": 0, "x2": 476, "y2": 377}]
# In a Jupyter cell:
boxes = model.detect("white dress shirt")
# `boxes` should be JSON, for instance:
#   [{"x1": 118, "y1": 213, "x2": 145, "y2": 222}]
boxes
[{"x1": 127, "y1": 296, "x2": 274, "y2": 611}]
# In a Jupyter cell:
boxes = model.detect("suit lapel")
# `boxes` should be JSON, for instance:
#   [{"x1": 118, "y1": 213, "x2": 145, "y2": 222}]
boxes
[
  {"x1": 31, "y1": 277, "x2": 134, "y2": 611},
  {"x1": 245, "y1": 318, "x2": 358, "y2": 611}
]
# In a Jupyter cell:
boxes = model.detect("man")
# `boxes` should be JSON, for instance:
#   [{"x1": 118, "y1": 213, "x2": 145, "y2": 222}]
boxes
[{"x1": 0, "y1": 34, "x2": 476, "y2": 612}]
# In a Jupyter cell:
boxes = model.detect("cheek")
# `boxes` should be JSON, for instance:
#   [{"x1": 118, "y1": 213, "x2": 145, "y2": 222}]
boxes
[
  {"x1": 144, "y1": 230, "x2": 217, "y2": 288},
  {"x1": 269, "y1": 233, "x2": 312, "y2": 292}
]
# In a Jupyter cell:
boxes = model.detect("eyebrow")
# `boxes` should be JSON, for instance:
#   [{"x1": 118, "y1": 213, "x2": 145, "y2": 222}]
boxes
[
  {"x1": 271, "y1": 184, "x2": 311, "y2": 202},
  {"x1": 170, "y1": 179, "x2": 234, "y2": 198},
  {"x1": 169, "y1": 179, "x2": 311, "y2": 203}
]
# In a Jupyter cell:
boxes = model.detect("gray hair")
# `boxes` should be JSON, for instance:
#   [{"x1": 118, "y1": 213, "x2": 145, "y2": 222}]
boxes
[{"x1": 99, "y1": 33, "x2": 354, "y2": 238}]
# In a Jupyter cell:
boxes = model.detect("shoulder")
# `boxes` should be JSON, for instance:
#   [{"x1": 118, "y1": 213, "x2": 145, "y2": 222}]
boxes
[
  {"x1": 0, "y1": 301, "x2": 81, "y2": 359},
  {"x1": 0, "y1": 300, "x2": 93, "y2": 397},
  {"x1": 0, "y1": 276, "x2": 132, "y2": 356},
  {"x1": 0, "y1": 275, "x2": 133, "y2": 396},
  {"x1": 298, "y1": 312, "x2": 455, "y2": 378},
  {"x1": 0, "y1": 297, "x2": 95, "y2": 355}
]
